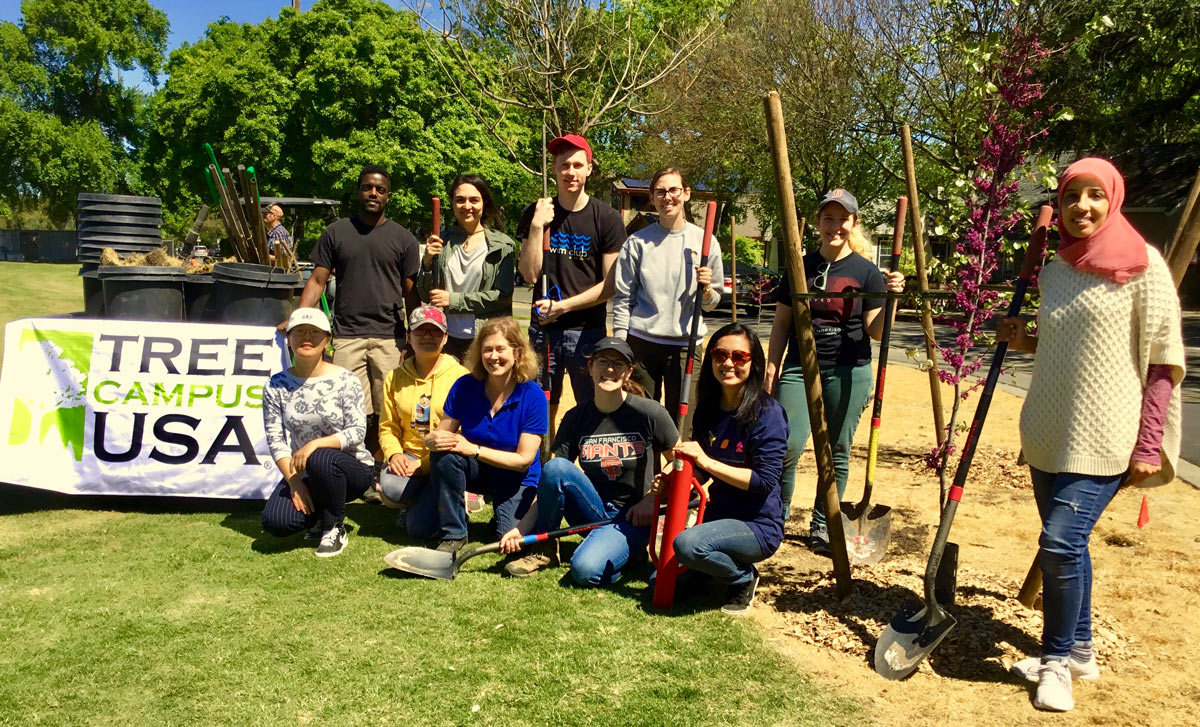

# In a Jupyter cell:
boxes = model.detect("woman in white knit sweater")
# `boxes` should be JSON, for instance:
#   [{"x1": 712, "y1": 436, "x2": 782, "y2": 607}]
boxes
[{"x1": 997, "y1": 158, "x2": 1185, "y2": 713}]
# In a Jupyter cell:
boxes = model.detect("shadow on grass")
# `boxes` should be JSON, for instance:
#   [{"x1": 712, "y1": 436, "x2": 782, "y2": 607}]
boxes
[{"x1": 0, "y1": 481, "x2": 262, "y2": 517}]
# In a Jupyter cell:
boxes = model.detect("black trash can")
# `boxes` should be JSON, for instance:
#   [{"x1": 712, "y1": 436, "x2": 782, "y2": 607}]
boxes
[
  {"x1": 184, "y1": 273, "x2": 215, "y2": 322},
  {"x1": 99, "y1": 266, "x2": 186, "y2": 321},
  {"x1": 79, "y1": 265, "x2": 103, "y2": 317},
  {"x1": 211, "y1": 262, "x2": 300, "y2": 326}
]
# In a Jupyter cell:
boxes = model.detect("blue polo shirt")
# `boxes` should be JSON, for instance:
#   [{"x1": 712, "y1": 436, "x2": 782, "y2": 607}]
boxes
[{"x1": 444, "y1": 375, "x2": 549, "y2": 488}]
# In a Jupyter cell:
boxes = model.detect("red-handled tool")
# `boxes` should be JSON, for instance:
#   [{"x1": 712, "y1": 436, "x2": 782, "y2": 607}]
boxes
[
  {"x1": 840, "y1": 197, "x2": 907, "y2": 565},
  {"x1": 651, "y1": 199, "x2": 718, "y2": 610},
  {"x1": 874, "y1": 204, "x2": 1054, "y2": 679},
  {"x1": 430, "y1": 197, "x2": 443, "y2": 292}
]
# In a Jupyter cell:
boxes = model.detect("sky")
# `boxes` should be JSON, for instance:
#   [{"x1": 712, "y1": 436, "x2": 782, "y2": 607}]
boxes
[{"x1": 0, "y1": 1, "x2": 435, "y2": 90}]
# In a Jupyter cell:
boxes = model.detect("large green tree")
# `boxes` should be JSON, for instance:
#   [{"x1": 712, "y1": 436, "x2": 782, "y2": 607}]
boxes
[
  {"x1": 0, "y1": 0, "x2": 167, "y2": 226},
  {"x1": 144, "y1": 0, "x2": 539, "y2": 239}
]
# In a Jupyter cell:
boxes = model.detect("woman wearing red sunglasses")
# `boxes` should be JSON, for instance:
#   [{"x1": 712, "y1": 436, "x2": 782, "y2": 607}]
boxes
[{"x1": 669, "y1": 322, "x2": 788, "y2": 615}]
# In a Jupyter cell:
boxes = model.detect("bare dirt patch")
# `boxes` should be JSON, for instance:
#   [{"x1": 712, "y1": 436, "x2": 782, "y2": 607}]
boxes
[{"x1": 751, "y1": 364, "x2": 1200, "y2": 726}]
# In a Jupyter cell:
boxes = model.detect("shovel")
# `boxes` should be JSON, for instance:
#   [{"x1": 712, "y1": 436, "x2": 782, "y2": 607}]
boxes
[
  {"x1": 840, "y1": 197, "x2": 906, "y2": 565},
  {"x1": 384, "y1": 517, "x2": 619, "y2": 580},
  {"x1": 385, "y1": 499, "x2": 700, "y2": 580},
  {"x1": 874, "y1": 205, "x2": 1052, "y2": 680}
]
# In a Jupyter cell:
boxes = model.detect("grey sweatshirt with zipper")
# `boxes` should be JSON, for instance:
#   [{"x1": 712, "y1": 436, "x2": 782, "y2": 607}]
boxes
[{"x1": 612, "y1": 221, "x2": 724, "y2": 345}]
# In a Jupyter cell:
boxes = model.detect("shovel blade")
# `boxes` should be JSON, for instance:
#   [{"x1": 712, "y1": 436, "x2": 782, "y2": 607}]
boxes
[
  {"x1": 383, "y1": 547, "x2": 456, "y2": 580},
  {"x1": 873, "y1": 600, "x2": 957, "y2": 680},
  {"x1": 841, "y1": 503, "x2": 893, "y2": 566}
]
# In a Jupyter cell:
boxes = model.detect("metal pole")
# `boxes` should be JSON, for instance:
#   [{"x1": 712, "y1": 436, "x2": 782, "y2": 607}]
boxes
[{"x1": 731, "y1": 214, "x2": 738, "y2": 323}]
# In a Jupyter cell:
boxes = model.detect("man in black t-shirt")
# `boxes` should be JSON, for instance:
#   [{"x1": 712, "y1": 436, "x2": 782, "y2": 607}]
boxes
[
  {"x1": 517, "y1": 134, "x2": 627, "y2": 437},
  {"x1": 295, "y1": 164, "x2": 421, "y2": 466}
]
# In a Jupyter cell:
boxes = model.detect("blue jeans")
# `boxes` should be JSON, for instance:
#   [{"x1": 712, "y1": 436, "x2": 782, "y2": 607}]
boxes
[
  {"x1": 673, "y1": 519, "x2": 766, "y2": 586},
  {"x1": 536, "y1": 458, "x2": 649, "y2": 586},
  {"x1": 776, "y1": 362, "x2": 873, "y2": 523},
  {"x1": 1030, "y1": 467, "x2": 1123, "y2": 659},
  {"x1": 410, "y1": 452, "x2": 534, "y2": 542},
  {"x1": 527, "y1": 324, "x2": 604, "y2": 406}
]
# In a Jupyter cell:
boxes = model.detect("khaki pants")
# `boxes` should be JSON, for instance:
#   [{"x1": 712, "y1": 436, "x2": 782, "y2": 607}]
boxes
[{"x1": 332, "y1": 336, "x2": 401, "y2": 416}]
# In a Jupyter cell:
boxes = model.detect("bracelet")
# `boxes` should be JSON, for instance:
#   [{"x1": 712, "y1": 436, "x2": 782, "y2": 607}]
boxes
[{"x1": 473, "y1": 444, "x2": 482, "y2": 458}]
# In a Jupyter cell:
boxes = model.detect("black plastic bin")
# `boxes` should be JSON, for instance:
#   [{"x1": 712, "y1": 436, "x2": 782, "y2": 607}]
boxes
[
  {"x1": 184, "y1": 274, "x2": 215, "y2": 322},
  {"x1": 212, "y1": 262, "x2": 299, "y2": 326},
  {"x1": 79, "y1": 265, "x2": 103, "y2": 317},
  {"x1": 99, "y1": 266, "x2": 186, "y2": 321}
]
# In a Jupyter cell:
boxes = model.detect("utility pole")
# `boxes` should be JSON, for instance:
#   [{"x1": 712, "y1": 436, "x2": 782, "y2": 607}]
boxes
[{"x1": 292, "y1": 1, "x2": 300, "y2": 11}]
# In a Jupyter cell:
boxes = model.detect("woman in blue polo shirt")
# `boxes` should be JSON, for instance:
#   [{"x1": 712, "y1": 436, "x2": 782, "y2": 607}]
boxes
[
  {"x1": 671, "y1": 322, "x2": 788, "y2": 615},
  {"x1": 412, "y1": 316, "x2": 548, "y2": 553}
]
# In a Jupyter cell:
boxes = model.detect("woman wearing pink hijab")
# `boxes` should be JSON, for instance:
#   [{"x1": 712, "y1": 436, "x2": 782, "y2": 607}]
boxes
[{"x1": 997, "y1": 158, "x2": 1185, "y2": 712}]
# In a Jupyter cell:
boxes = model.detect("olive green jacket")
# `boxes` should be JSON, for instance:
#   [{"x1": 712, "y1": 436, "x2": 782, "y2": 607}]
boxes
[{"x1": 416, "y1": 226, "x2": 515, "y2": 329}]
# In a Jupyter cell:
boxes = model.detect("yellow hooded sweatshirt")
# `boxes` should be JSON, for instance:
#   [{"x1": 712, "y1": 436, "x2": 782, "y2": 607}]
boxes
[{"x1": 378, "y1": 353, "x2": 470, "y2": 474}]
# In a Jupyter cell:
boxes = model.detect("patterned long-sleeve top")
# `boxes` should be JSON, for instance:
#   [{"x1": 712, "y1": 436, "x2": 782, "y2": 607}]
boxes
[{"x1": 262, "y1": 367, "x2": 373, "y2": 467}]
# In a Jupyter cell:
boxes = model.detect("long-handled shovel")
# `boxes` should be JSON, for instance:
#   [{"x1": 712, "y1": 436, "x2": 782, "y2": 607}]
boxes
[
  {"x1": 650, "y1": 200, "x2": 718, "y2": 610},
  {"x1": 538, "y1": 226, "x2": 553, "y2": 458},
  {"x1": 430, "y1": 196, "x2": 443, "y2": 292},
  {"x1": 873, "y1": 205, "x2": 1053, "y2": 680},
  {"x1": 385, "y1": 500, "x2": 700, "y2": 580},
  {"x1": 840, "y1": 196, "x2": 907, "y2": 565}
]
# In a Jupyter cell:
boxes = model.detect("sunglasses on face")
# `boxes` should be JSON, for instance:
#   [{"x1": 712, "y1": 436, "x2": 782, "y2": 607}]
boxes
[
  {"x1": 710, "y1": 348, "x2": 752, "y2": 366},
  {"x1": 813, "y1": 262, "x2": 831, "y2": 292}
]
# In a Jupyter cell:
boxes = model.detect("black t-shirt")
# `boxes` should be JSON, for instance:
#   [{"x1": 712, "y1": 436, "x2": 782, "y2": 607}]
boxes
[
  {"x1": 551, "y1": 394, "x2": 679, "y2": 509},
  {"x1": 310, "y1": 217, "x2": 420, "y2": 339},
  {"x1": 516, "y1": 196, "x2": 627, "y2": 330},
  {"x1": 774, "y1": 250, "x2": 885, "y2": 367}
]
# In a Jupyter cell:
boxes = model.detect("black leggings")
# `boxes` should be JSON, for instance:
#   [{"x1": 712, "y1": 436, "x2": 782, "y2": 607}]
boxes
[{"x1": 261, "y1": 448, "x2": 374, "y2": 534}]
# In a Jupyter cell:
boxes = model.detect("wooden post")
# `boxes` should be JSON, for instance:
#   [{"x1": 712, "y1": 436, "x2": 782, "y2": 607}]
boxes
[
  {"x1": 1166, "y1": 165, "x2": 1200, "y2": 288},
  {"x1": 900, "y1": 125, "x2": 947, "y2": 445},
  {"x1": 731, "y1": 215, "x2": 738, "y2": 323},
  {"x1": 763, "y1": 91, "x2": 852, "y2": 597}
]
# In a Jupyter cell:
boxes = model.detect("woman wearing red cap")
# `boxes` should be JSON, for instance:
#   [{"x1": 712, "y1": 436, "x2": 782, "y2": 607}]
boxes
[
  {"x1": 765, "y1": 189, "x2": 905, "y2": 553},
  {"x1": 997, "y1": 158, "x2": 1184, "y2": 712}
]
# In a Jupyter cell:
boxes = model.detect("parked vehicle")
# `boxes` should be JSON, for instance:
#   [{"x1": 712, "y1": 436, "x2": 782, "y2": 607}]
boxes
[{"x1": 719, "y1": 259, "x2": 779, "y2": 317}]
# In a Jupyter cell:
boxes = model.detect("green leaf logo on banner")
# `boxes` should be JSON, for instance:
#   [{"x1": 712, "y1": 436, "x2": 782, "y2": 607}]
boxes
[{"x1": 7, "y1": 329, "x2": 94, "y2": 461}]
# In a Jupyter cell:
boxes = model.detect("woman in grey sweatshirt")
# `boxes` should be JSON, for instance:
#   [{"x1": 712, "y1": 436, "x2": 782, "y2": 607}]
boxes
[{"x1": 612, "y1": 167, "x2": 723, "y2": 424}]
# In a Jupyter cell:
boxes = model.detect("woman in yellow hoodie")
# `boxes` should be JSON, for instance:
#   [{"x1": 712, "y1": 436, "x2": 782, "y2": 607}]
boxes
[{"x1": 376, "y1": 305, "x2": 469, "y2": 532}]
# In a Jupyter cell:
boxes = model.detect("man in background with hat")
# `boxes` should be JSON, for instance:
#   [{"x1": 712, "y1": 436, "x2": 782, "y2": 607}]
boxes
[{"x1": 516, "y1": 134, "x2": 627, "y2": 442}]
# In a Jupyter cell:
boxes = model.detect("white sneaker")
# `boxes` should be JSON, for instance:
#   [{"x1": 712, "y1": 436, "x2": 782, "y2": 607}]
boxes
[
  {"x1": 1033, "y1": 659, "x2": 1074, "y2": 712},
  {"x1": 315, "y1": 525, "x2": 347, "y2": 557},
  {"x1": 1011, "y1": 652, "x2": 1099, "y2": 682}
]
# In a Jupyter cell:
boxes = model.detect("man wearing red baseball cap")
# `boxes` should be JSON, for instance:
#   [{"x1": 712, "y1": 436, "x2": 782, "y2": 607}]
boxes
[{"x1": 517, "y1": 133, "x2": 627, "y2": 439}]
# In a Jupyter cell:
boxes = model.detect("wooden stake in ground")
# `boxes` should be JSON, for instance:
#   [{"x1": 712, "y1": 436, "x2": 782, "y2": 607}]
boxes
[
  {"x1": 1166, "y1": 164, "x2": 1200, "y2": 287},
  {"x1": 900, "y1": 125, "x2": 947, "y2": 451},
  {"x1": 763, "y1": 91, "x2": 852, "y2": 597}
]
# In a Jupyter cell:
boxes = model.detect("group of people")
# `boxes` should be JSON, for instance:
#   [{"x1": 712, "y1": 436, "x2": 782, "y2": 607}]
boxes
[{"x1": 259, "y1": 133, "x2": 1186, "y2": 710}]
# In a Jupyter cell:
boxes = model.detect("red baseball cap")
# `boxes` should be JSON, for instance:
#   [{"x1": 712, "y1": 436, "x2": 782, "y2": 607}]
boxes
[{"x1": 547, "y1": 134, "x2": 593, "y2": 164}]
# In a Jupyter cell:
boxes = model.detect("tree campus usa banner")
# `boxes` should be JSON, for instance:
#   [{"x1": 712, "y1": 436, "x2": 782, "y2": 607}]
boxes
[{"x1": 0, "y1": 318, "x2": 291, "y2": 498}]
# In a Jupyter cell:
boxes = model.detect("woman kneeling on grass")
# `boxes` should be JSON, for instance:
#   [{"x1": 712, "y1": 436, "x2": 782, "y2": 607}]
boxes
[
  {"x1": 413, "y1": 317, "x2": 548, "y2": 553},
  {"x1": 997, "y1": 158, "x2": 1184, "y2": 712},
  {"x1": 261, "y1": 308, "x2": 375, "y2": 557},
  {"x1": 670, "y1": 322, "x2": 788, "y2": 615},
  {"x1": 498, "y1": 336, "x2": 679, "y2": 582},
  {"x1": 375, "y1": 305, "x2": 470, "y2": 527}
]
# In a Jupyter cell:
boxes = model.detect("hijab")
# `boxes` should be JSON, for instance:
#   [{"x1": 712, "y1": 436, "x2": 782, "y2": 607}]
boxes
[{"x1": 1055, "y1": 157, "x2": 1148, "y2": 284}]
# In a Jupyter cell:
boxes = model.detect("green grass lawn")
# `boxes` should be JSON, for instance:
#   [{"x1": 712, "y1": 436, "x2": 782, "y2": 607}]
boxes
[
  {"x1": 0, "y1": 489, "x2": 857, "y2": 727},
  {"x1": 0, "y1": 262, "x2": 83, "y2": 361},
  {"x1": 0, "y1": 264, "x2": 856, "y2": 726}
]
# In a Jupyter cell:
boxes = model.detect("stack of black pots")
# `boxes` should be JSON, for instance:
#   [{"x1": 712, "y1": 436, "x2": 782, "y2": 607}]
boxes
[{"x1": 78, "y1": 193, "x2": 165, "y2": 317}]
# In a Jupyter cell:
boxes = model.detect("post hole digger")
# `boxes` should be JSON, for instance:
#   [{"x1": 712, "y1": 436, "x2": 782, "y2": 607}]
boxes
[
  {"x1": 873, "y1": 205, "x2": 1053, "y2": 680},
  {"x1": 649, "y1": 200, "x2": 718, "y2": 611},
  {"x1": 839, "y1": 196, "x2": 907, "y2": 565}
]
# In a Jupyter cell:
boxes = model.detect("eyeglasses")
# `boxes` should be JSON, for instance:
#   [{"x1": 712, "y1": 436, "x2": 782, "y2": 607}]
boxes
[
  {"x1": 412, "y1": 325, "x2": 444, "y2": 337},
  {"x1": 710, "y1": 348, "x2": 752, "y2": 366},
  {"x1": 651, "y1": 187, "x2": 685, "y2": 199},
  {"x1": 813, "y1": 262, "x2": 831, "y2": 292},
  {"x1": 591, "y1": 356, "x2": 630, "y2": 371}
]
